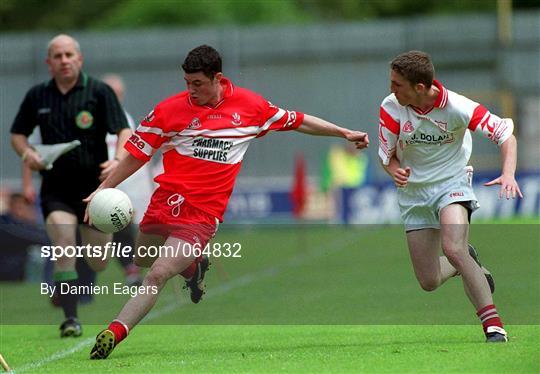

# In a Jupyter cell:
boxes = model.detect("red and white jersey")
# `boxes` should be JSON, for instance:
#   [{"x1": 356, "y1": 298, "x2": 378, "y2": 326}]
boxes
[
  {"x1": 125, "y1": 77, "x2": 304, "y2": 220},
  {"x1": 378, "y1": 80, "x2": 514, "y2": 185}
]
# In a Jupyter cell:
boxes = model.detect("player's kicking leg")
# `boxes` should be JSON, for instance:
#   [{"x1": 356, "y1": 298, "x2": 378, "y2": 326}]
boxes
[
  {"x1": 132, "y1": 231, "x2": 210, "y2": 303},
  {"x1": 183, "y1": 255, "x2": 210, "y2": 303},
  {"x1": 440, "y1": 204, "x2": 507, "y2": 342},
  {"x1": 90, "y1": 234, "x2": 198, "y2": 359}
]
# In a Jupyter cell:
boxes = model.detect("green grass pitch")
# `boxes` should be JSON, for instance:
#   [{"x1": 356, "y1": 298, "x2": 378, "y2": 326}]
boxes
[{"x1": 1, "y1": 221, "x2": 539, "y2": 372}]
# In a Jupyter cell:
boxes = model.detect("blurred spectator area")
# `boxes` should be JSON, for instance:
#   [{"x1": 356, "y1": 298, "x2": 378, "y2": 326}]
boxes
[{"x1": 0, "y1": 189, "x2": 49, "y2": 281}]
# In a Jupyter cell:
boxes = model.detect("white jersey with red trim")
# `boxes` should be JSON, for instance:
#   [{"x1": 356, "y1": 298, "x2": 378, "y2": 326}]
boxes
[
  {"x1": 124, "y1": 77, "x2": 304, "y2": 220},
  {"x1": 378, "y1": 80, "x2": 514, "y2": 185}
]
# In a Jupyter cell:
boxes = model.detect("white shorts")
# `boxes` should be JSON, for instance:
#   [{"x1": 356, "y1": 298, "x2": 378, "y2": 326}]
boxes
[{"x1": 397, "y1": 166, "x2": 479, "y2": 232}]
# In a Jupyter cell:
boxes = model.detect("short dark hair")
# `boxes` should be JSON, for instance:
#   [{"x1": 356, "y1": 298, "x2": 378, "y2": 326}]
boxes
[
  {"x1": 390, "y1": 50, "x2": 434, "y2": 87},
  {"x1": 182, "y1": 45, "x2": 222, "y2": 79}
]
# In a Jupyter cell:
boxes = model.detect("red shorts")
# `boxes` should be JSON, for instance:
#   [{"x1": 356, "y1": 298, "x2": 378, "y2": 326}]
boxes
[{"x1": 140, "y1": 188, "x2": 219, "y2": 246}]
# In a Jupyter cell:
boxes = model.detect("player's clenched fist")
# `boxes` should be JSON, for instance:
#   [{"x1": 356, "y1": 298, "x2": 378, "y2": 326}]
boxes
[
  {"x1": 346, "y1": 131, "x2": 370, "y2": 149},
  {"x1": 393, "y1": 166, "x2": 411, "y2": 188}
]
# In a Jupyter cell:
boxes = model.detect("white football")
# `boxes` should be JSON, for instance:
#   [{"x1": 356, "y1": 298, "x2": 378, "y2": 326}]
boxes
[{"x1": 88, "y1": 188, "x2": 133, "y2": 233}]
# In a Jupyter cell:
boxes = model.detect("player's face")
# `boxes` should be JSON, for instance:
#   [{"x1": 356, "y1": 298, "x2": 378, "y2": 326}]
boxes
[
  {"x1": 46, "y1": 38, "x2": 83, "y2": 84},
  {"x1": 184, "y1": 72, "x2": 223, "y2": 106},
  {"x1": 390, "y1": 70, "x2": 419, "y2": 106}
]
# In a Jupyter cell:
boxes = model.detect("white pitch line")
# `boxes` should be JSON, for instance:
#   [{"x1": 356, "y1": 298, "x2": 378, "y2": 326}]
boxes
[
  {"x1": 16, "y1": 338, "x2": 95, "y2": 372},
  {"x1": 14, "y1": 232, "x2": 359, "y2": 372}
]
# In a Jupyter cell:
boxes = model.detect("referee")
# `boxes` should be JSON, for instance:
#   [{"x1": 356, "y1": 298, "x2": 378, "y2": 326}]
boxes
[{"x1": 10, "y1": 34, "x2": 131, "y2": 338}]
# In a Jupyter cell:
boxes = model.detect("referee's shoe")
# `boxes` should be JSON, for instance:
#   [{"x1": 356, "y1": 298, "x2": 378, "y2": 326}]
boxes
[
  {"x1": 184, "y1": 256, "x2": 210, "y2": 304},
  {"x1": 60, "y1": 317, "x2": 82, "y2": 338},
  {"x1": 468, "y1": 244, "x2": 495, "y2": 294}
]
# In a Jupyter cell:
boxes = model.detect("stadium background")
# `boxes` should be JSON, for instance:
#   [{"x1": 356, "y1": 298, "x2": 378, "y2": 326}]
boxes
[
  {"x1": 1, "y1": 6, "x2": 539, "y2": 222},
  {"x1": 0, "y1": 1, "x2": 539, "y2": 372}
]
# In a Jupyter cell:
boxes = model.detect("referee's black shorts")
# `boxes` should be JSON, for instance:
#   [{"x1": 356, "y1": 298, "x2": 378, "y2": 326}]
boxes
[{"x1": 40, "y1": 175, "x2": 100, "y2": 224}]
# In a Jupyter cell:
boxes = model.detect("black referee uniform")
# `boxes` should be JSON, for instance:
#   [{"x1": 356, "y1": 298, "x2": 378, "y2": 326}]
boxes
[{"x1": 11, "y1": 72, "x2": 129, "y2": 222}]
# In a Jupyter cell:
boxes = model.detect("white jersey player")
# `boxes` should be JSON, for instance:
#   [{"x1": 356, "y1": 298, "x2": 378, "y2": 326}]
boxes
[
  {"x1": 379, "y1": 80, "x2": 514, "y2": 185},
  {"x1": 378, "y1": 51, "x2": 522, "y2": 343}
]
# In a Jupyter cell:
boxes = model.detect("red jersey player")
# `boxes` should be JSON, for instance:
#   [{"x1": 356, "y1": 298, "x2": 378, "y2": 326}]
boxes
[{"x1": 85, "y1": 45, "x2": 369, "y2": 359}]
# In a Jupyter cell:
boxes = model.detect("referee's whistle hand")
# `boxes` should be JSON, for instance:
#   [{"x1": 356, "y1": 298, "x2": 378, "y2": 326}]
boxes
[{"x1": 24, "y1": 150, "x2": 46, "y2": 171}]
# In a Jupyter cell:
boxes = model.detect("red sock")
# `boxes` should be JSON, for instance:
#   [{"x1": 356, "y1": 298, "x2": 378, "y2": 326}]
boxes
[
  {"x1": 180, "y1": 256, "x2": 204, "y2": 279},
  {"x1": 108, "y1": 320, "x2": 129, "y2": 344},
  {"x1": 180, "y1": 261, "x2": 197, "y2": 279},
  {"x1": 476, "y1": 304, "x2": 504, "y2": 333}
]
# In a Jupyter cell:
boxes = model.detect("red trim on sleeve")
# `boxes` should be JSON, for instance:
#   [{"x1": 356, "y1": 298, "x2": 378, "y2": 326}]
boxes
[
  {"x1": 273, "y1": 110, "x2": 303, "y2": 131},
  {"x1": 124, "y1": 139, "x2": 151, "y2": 162},
  {"x1": 136, "y1": 132, "x2": 164, "y2": 148},
  {"x1": 291, "y1": 112, "x2": 304, "y2": 130},
  {"x1": 379, "y1": 107, "x2": 400, "y2": 135},
  {"x1": 257, "y1": 110, "x2": 304, "y2": 138},
  {"x1": 468, "y1": 104, "x2": 489, "y2": 131}
]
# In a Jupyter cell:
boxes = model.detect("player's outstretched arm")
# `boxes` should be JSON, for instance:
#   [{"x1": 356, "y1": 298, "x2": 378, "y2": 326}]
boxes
[
  {"x1": 484, "y1": 134, "x2": 523, "y2": 199},
  {"x1": 295, "y1": 114, "x2": 369, "y2": 149},
  {"x1": 83, "y1": 153, "x2": 146, "y2": 223},
  {"x1": 114, "y1": 128, "x2": 132, "y2": 160}
]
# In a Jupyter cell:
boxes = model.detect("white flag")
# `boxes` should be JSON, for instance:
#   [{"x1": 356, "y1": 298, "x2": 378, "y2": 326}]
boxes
[{"x1": 33, "y1": 140, "x2": 81, "y2": 170}]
